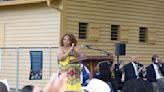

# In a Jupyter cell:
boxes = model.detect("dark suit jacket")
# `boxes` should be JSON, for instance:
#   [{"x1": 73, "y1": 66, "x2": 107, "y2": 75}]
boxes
[
  {"x1": 99, "y1": 61, "x2": 112, "y2": 82},
  {"x1": 124, "y1": 62, "x2": 144, "y2": 81},
  {"x1": 114, "y1": 64, "x2": 122, "y2": 80},
  {"x1": 146, "y1": 63, "x2": 164, "y2": 82}
]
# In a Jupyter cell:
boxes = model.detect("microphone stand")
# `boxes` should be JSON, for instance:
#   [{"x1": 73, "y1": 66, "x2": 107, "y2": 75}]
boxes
[
  {"x1": 117, "y1": 55, "x2": 119, "y2": 64},
  {"x1": 87, "y1": 46, "x2": 110, "y2": 56}
]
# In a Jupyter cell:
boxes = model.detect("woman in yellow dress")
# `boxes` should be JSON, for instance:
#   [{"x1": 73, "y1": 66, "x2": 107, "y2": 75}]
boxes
[{"x1": 57, "y1": 33, "x2": 82, "y2": 92}]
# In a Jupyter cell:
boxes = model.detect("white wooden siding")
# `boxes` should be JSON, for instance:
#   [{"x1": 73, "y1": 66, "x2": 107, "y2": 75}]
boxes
[
  {"x1": 0, "y1": 4, "x2": 60, "y2": 47},
  {"x1": 0, "y1": 3, "x2": 60, "y2": 89}
]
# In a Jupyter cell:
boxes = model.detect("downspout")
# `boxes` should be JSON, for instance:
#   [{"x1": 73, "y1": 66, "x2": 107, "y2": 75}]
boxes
[
  {"x1": 46, "y1": 0, "x2": 51, "y2": 6},
  {"x1": 46, "y1": 0, "x2": 62, "y2": 10}
]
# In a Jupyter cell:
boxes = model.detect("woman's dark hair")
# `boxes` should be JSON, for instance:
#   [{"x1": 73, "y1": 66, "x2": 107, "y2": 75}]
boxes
[
  {"x1": 21, "y1": 85, "x2": 34, "y2": 92},
  {"x1": 99, "y1": 61, "x2": 112, "y2": 82},
  {"x1": 0, "y1": 82, "x2": 7, "y2": 92},
  {"x1": 60, "y1": 33, "x2": 77, "y2": 46},
  {"x1": 152, "y1": 54, "x2": 158, "y2": 62},
  {"x1": 121, "y1": 79, "x2": 153, "y2": 92}
]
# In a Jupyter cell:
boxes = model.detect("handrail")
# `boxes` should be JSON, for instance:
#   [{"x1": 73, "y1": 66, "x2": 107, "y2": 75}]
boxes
[{"x1": 0, "y1": 47, "x2": 58, "y2": 49}]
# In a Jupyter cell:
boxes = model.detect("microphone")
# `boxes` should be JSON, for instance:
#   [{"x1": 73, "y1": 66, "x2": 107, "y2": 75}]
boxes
[
  {"x1": 80, "y1": 44, "x2": 91, "y2": 49},
  {"x1": 80, "y1": 44, "x2": 110, "y2": 56}
]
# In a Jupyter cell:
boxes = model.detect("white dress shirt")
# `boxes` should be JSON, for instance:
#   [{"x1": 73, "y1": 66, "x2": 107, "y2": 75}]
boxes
[
  {"x1": 153, "y1": 63, "x2": 163, "y2": 80},
  {"x1": 132, "y1": 62, "x2": 139, "y2": 78}
]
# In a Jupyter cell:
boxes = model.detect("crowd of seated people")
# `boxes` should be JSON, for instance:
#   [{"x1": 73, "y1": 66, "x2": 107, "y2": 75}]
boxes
[
  {"x1": 19, "y1": 54, "x2": 164, "y2": 92},
  {"x1": 81, "y1": 54, "x2": 164, "y2": 92}
]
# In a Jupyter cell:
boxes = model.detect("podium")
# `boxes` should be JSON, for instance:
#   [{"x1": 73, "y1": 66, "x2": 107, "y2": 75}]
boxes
[{"x1": 69, "y1": 56, "x2": 113, "y2": 79}]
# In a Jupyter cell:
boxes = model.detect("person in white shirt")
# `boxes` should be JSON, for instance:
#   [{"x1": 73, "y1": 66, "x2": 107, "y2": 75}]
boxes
[
  {"x1": 146, "y1": 55, "x2": 164, "y2": 82},
  {"x1": 124, "y1": 55, "x2": 146, "y2": 81},
  {"x1": 146, "y1": 54, "x2": 164, "y2": 92}
]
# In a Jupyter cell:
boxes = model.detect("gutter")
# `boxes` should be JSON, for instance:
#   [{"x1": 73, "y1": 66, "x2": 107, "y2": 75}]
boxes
[{"x1": 0, "y1": 0, "x2": 47, "y2": 6}]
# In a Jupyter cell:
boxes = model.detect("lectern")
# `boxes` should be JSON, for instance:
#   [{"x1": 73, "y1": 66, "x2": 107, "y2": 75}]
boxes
[{"x1": 69, "y1": 56, "x2": 113, "y2": 79}]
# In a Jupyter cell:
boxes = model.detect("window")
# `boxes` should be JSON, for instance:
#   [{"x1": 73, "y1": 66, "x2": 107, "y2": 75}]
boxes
[
  {"x1": 79, "y1": 23, "x2": 88, "y2": 39},
  {"x1": 111, "y1": 25, "x2": 119, "y2": 40},
  {"x1": 139, "y1": 27, "x2": 147, "y2": 42}
]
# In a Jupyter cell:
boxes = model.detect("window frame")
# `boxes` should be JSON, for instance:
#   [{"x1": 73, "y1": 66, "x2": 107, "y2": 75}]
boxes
[
  {"x1": 79, "y1": 22, "x2": 88, "y2": 39},
  {"x1": 139, "y1": 27, "x2": 148, "y2": 43}
]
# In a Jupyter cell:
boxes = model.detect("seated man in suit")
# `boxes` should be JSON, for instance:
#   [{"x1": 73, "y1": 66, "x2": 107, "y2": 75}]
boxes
[
  {"x1": 146, "y1": 54, "x2": 164, "y2": 92},
  {"x1": 124, "y1": 55, "x2": 146, "y2": 81}
]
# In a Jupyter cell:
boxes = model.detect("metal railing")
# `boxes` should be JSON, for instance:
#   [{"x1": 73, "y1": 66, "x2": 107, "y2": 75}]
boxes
[{"x1": 0, "y1": 47, "x2": 58, "y2": 92}]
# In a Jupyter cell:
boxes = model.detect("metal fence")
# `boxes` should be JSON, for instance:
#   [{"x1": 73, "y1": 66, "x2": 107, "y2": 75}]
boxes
[{"x1": 0, "y1": 47, "x2": 59, "y2": 92}]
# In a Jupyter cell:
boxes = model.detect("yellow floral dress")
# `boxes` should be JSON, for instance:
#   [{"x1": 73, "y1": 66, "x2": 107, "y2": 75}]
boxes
[{"x1": 59, "y1": 55, "x2": 82, "y2": 92}]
